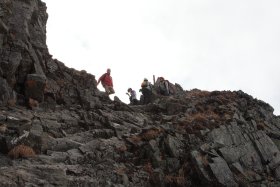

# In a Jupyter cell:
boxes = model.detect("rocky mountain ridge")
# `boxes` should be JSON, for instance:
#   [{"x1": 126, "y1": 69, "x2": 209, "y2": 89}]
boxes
[{"x1": 0, "y1": 0, "x2": 280, "y2": 186}]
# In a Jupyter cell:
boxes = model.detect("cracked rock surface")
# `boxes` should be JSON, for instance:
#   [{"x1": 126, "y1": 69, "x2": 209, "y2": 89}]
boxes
[{"x1": 0, "y1": 0, "x2": 280, "y2": 186}]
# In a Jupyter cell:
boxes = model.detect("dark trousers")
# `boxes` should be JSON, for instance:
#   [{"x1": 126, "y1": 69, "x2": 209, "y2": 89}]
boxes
[
  {"x1": 130, "y1": 98, "x2": 138, "y2": 105},
  {"x1": 159, "y1": 89, "x2": 169, "y2": 96},
  {"x1": 142, "y1": 88, "x2": 152, "y2": 104}
]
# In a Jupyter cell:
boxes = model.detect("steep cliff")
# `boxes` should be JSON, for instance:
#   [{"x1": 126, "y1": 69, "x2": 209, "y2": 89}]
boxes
[
  {"x1": 0, "y1": 0, "x2": 102, "y2": 109},
  {"x1": 0, "y1": 0, "x2": 280, "y2": 186}
]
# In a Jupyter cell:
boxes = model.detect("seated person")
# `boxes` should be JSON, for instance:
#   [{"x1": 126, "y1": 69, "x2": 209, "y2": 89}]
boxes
[
  {"x1": 140, "y1": 78, "x2": 153, "y2": 104},
  {"x1": 158, "y1": 77, "x2": 170, "y2": 96},
  {"x1": 127, "y1": 88, "x2": 138, "y2": 105}
]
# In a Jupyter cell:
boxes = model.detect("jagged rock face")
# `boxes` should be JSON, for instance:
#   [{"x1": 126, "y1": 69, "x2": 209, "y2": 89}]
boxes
[
  {"x1": 0, "y1": 0, "x2": 47, "y2": 104},
  {"x1": 1, "y1": 0, "x2": 280, "y2": 187},
  {"x1": 0, "y1": 0, "x2": 100, "y2": 108},
  {"x1": 1, "y1": 88, "x2": 280, "y2": 186}
]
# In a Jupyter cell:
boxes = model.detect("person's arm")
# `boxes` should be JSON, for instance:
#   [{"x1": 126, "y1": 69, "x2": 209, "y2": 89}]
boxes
[{"x1": 97, "y1": 73, "x2": 105, "y2": 85}]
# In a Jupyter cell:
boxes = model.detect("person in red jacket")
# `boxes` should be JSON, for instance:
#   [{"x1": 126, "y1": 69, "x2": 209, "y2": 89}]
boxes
[{"x1": 97, "y1": 68, "x2": 115, "y2": 95}]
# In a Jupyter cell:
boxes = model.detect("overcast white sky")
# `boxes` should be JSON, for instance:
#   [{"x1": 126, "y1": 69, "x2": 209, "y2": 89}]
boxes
[{"x1": 42, "y1": 0, "x2": 280, "y2": 115}]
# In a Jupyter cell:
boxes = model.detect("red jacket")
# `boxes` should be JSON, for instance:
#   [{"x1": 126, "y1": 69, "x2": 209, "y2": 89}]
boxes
[{"x1": 99, "y1": 73, "x2": 113, "y2": 87}]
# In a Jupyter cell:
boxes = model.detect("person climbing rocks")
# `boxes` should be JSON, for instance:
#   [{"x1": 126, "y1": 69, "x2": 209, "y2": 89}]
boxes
[
  {"x1": 97, "y1": 68, "x2": 115, "y2": 95},
  {"x1": 158, "y1": 77, "x2": 170, "y2": 96},
  {"x1": 126, "y1": 88, "x2": 138, "y2": 105},
  {"x1": 140, "y1": 78, "x2": 153, "y2": 104}
]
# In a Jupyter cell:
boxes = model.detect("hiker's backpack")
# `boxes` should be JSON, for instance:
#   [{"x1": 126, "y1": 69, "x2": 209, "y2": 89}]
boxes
[{"x1": 167, "y1": 80, "x2": 176, "y2": 95}]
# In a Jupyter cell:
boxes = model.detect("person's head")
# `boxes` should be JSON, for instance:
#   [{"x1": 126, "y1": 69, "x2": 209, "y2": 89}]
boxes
[
  {"x1": 159, "y1": 77, "x2": 164, "y2": 82},
  {"x1": 144, "y1": 78, "x2": 148, "y2": 81},
  {"x1": 107, "y1": 68, "x2": 111, "y2": 74},
  {"x1": 127, "y1": 88, "x2": 132, "y2": 92}
]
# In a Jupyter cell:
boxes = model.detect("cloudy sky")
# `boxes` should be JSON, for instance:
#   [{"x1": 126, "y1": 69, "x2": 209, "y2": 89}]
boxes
[{"x1": 42, "y1": 0, "x2": 280, "y2": 115}]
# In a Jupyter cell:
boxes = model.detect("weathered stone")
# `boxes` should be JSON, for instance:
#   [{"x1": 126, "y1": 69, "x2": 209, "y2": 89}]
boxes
[
  {"x1": 5, "y1": 115, "x2": 32, "y2": 136},
  {"x1": 166, "y1": 102, "x2": 187, "y2": 115},
  {"x1": 274, "y1": 165, "x2": 280, "y2": 180},
  {"x1": 209, "y1": 157, "x2": 238, "y2": 186},
  {"x1": 219, "y1": 146, "x2": 242, "y2": 164},
  {"x1": 239, "y1": 141, "x2": 264, "y2": 173},
  {"x1": 48, "y1": 138, "x2": 84, "y2": 152},
  {"x1": 145, "y1": 140, "x2": 162, "y2": 168},
  {"x1": 254, "y1": 133, "x2": 280, "y2": 170},
  {"x1": 92, "y1": 129, "x2": 115, "y2": 139},
  {"x1": 164, "y1": 134, "x2": 180, "y2": 157},
  {"x1": 28, "y1": 98, "x2": 39, "y2": 110},
  {"x1": 41, "y1": 119, "x2": 61, "y2": 130},
  {"x1": 67, "y1": 148, "x2": 84, "y2": 164},
  {"x1": 0, "y1": 1, "x2": 280, "y2": 186},
  {"x1": 231, "y1": 162, "x2": 247, "y2": 178},
  {"x1": 152, "y1": 169, "x2": 165, "y2": 187},
  {"x1": 79, "y1": 139, "x2": 101, "y2": 154},
  {"x1": 78, "y1": 89, "x2": 102, "y2": 109},
  {"x1": 30, "y1": 119, "x2": 43, "y2": 137},
  {"x1": 0, "y1": 18, "x2": 8, "y2": 33},
  {"x1": 0, "y1": 114, "x2": 6, "y2": 121},
  {"x1": 46, "y1": 150, "x2": 68, "y2": 163},
  {"x1": 0, "y1": 136, "x2": 8, "y2": 154},
  {"x1": 0, "y1": 51, "x2": 22, "y2": 78},
  {"x1": 0, "y1": 34, "x2": 4, "y2": 49},
  {"x1": 208, "y1": 125, "x2": 234, "y2": 147},
  {"x1": 191, "y1": 150, "x2": 212, "y2": 184},
  {"x1": 0, "y1": 77, "x2": 12, "y2": 106},
  {"x1": 200, "y1": 128, "x2": 210, "y2": 136},
  {"x1": 165, "y1": 157, "x2": 181, "y2": 173},
  {"x1": 110, "y1": 122, "x2": 126, "y2": 138},
  {"x1": 25, "y1": 74, "x2": 46, "y2": 102}
]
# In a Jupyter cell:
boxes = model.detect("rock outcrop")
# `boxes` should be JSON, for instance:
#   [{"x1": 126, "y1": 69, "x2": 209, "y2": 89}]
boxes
[
  {"x1": 0, "y1": 0, "x2": 101, "y2": 109},
  {"x1": 0, "y1": 0, "x2": 280, "y2": 186}
]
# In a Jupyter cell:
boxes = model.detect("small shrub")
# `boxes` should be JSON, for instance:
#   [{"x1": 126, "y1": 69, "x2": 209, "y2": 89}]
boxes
[
  {"x1": 193, "y1": 123, "x2": 205, "y2": 131},
  {"x1": 7, "y1": 99, "x2": 16, "y2": 107},
  {"x1": 188, "y1": 90, "x2": 210, "y2": 98},
  {"x1": 29, "y1": 98, "x2": 39, "y2": 109},
  {"x1": 143, "y1": 162, "x2": 153, "y2": 175},
  {"x1": 114, "y1": 167, "x2": 127, "y2": 175},
  {"x1": 164, "y1": 175, "x2": 185, "y2": 186},
  {"x1": 141, "y1": 128, "x2": 163, "y2": 141},
  {"x1": 0, "y1": 124, "x2": 7, "y2": 133},
  {"x1": 192, "y1": 113, "x2": 207, "y2": 124},
  {"x1": 8, "y1": 144, "x2": 36, "y2": 159},
  {"x1": 257, "y1": 122, "x2": 266, "y2": 130},
  {"x1": 26, "y1": 79, "x2": 37, "y2": 88},
  {"x1": 184, "y1": 125, "x2": 194, "y2": 134},
  {"x1": 56, "y1": 79, "x2": 65, "y2": 87},
  {"x1": 115, "y1": 145, "x2": 127, "y2": 152},
  {"x1": 127, "y1": 135, "x2": 142, "y2": 145},
  {"x1": 201, "y1": 154, "x2": 209, "y2": 167}
]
